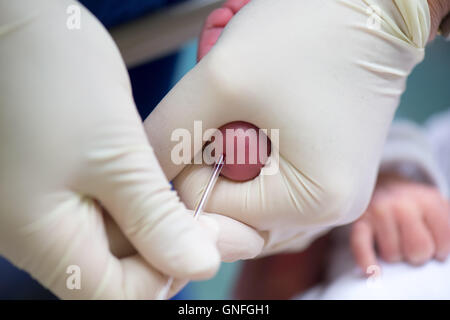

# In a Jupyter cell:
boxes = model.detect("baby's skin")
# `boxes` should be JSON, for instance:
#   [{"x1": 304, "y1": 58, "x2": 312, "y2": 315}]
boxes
[
  {"x1": 351, "y1": 173, "x2": 450, "y2": 272},
  {"x1": 198, "y1": 0, "x2": 450, "y2": 298},
  {"x1": 198, "y1": 0, "x2": 250, "y2": 62}
]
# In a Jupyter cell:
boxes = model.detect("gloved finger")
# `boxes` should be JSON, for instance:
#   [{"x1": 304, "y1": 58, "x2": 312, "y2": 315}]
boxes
[
  {"x1": 350, "y1": 217, "x2": 378, "y2": 274},
  {"x1": 397, "y1": 203, "x2": 435, "y2": 265},
  {"x1": 103, "y1": 207, "x2": 264, "y2": 263},
  {"x1": 199, "y1": 213, "x2": 265, "y2": 262},
  {"x1": 6, "y1": 193, "x2": 186, "y2": 299},
  {"x1": 422, "y1": 195, "x2": 450, "y2": 261},
  {"x1": 77, "y1": 114, "x2": 220, "y2": 280},
  {"x1": 372, "y1": 204, "x2": 402, "y2": 263},
  {"x1": 118, "y1": 255, "x2": 188, "y2": 300}
]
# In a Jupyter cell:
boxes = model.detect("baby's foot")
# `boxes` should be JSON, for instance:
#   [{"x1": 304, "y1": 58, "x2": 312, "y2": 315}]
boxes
[{"x1": 197, "y1": 0, "x2": 250, "y2": 61}]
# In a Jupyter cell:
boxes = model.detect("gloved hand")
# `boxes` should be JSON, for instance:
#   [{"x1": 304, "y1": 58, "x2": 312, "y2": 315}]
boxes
[
  {"x1": 0, "y1": 0, "x2": 228, "y2": 299},
  {"x1": 144, "y1": 0, "x2": 431, "y2": 256}
]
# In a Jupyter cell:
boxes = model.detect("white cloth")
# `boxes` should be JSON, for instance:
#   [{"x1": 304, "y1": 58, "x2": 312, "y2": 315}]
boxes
[{"x1": 296, "y1": 225, "x2": 450, "y2": 300}]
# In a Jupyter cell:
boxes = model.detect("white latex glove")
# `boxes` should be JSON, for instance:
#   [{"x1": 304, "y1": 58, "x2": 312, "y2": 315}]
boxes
[
  {"x1": 0, "y1": 0, "x2": 227, "y2": 299},
  {"x1": 144, "y1": 0, "x2": 431, "y2": 256}
]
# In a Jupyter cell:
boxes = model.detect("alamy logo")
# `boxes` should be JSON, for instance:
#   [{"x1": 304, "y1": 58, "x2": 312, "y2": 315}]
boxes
[
  {"x1": 366, "y1": 5, "x2": 382, "y2": 31},
  {"x1": 66, "y1": 265, "x2": 81, "y2": 290},
  {"x1": 66, "y1": 5, "x2": 81, "y2": 30},
  {"x1": 171, "y1": 121, "x2": 280, "y2": 176},
  {"x1": 366, "y1": 265, "x2": 382, "y2": 289}
]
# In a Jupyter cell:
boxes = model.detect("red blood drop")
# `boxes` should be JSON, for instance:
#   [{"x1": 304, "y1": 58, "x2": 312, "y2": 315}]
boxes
[{"x1": 216, "y1": 121, "x2": 271, "y2": 182}]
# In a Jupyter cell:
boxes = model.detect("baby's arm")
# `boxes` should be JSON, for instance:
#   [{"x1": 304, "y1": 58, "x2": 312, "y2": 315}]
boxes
[{"x1": 351, "y1": 120, "x2": 450, "y2": 273}]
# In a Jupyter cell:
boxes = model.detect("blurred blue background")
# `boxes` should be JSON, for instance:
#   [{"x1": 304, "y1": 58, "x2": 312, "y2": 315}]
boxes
[
  {"x1": 397, "y1": 38, "x2": 450, "y2": 123},
  {"x1": 0, "y1": 0, "x2": 449, "y2": 300}
]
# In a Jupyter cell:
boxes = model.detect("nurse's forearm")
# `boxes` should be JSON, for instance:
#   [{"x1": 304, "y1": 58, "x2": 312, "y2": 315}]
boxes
[{"x1": 428, "y1": 0, "x2": 450, "y2": 41}]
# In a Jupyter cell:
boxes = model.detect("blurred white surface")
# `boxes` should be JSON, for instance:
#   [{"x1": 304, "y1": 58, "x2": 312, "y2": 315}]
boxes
[{"x1": 296, "y1": 226, "x2": 450, "y2": 300}]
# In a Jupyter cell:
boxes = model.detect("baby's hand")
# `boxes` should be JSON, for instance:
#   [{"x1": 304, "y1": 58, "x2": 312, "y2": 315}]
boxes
[{"x1": 351, "y1": 173, "x2": 450, "y2": 274}]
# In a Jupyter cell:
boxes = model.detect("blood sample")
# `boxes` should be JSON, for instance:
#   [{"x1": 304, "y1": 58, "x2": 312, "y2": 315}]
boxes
[{"x1": 217, "y1": 121, "x2": 271, "y2": 182}]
